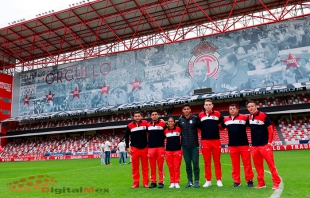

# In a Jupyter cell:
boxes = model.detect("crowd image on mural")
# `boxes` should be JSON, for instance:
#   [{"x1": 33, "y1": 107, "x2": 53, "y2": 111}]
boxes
[{"x1": 16, "y1": 17, "x2": 310, "y2": 116}]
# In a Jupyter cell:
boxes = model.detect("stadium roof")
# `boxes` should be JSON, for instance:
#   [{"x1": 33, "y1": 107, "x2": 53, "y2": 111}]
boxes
[{"x1": 1, "y1": 0, "x2": 310, "y2": 73}]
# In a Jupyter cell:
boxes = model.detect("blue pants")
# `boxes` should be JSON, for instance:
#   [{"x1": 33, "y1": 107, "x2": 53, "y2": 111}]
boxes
[
  {"x1": 105, "y1": 151, "x2": 111, "y2": 164},
  {"x1": 119, "y1": 151, "x2": 127, "y2": 164},
  {"x1": 101, "y1": 153, "x2": 105, "y2": 165}
]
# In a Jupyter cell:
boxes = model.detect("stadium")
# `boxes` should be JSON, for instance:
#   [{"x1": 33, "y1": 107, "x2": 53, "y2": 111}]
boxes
[{"x1": 1, "y1": 0, "x2": 310, "y2": 197}]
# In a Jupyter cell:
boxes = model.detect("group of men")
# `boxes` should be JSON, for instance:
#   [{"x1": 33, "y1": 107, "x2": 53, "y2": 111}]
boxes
[
  {"x1": 124, "y1": 99, "x2": 281, "y2": 190},
  {"x1": 125, "y1": 111, "x2": 166, "y2": 188},
  {"x1": 100, "y1": 138, "x2": 129, "y2": 165}
]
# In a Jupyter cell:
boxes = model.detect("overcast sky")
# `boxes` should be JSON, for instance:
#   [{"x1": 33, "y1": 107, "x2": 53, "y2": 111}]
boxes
[{"x1": 0, "y1": 0, "x2": 88, "y2": 28}]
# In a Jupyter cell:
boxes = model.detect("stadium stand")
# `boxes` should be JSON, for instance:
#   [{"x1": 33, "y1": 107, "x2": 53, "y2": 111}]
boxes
[
  {"x1": 278, "y1": 116, "x2": 310, "y2": 142},
  {"x1": 1, "y1": 112, "x2": 287, "y2": 159},
  {"x1": 0, "y1": 131, "x2": 124, "y2": 158},
  {"x1": 7, "y1": 109, "x2": 169, "y2": 133}
]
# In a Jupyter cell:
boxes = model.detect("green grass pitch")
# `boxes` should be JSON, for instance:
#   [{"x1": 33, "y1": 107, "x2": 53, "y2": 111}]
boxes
[{"x1": 0, "y1": 150, "x2": 309, "y2": 198}]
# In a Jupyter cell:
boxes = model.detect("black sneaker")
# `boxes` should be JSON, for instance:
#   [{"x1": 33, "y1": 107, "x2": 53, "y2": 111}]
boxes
[
  {"x1": 233, "y1": 183, "x2": 241, "y2": 187},
  {"x1": 158, "y1": 183, "x2": 164, "y2": 188},
  {"x1": 149, "y1": 183, "x2": 157, "y2": 188},
  {"x1": 194, "y1": 181, "x2": 200, "y2": 188},
  {"x1": 185, "y1": 181, "x2": 193, "y2": 188},
  {"x1": 247, "y1": 180, "x2": 254, "y2": 188}
]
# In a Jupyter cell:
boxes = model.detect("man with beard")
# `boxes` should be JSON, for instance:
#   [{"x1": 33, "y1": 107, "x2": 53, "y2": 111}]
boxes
[
  {"x1": 217, "y1": 53, "x2": 249, "y2": 92},
  {"x1": 125, "y1": 111, "x2": 149, "y2": 188}
]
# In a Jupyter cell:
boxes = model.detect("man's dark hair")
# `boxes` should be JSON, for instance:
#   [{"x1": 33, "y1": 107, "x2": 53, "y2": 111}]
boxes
[
  {"x1": 225, "y1": 53, "x2": 238, "y2": 66},
  {"x1": 182, "y1": 103, "x2": 190, "y2": 109},
  {"x1": 133, "y1": 111, "x2": 142, "y2": 116},
  {"x1": 151, "y1": 110, "x2": 158, "y2": 114},
  {"x1": 246, "y1": 100, "x2": 257, "y2": 106},
  {"x1": 229, "y1": 104, "x2": 239, "y2": 109}
]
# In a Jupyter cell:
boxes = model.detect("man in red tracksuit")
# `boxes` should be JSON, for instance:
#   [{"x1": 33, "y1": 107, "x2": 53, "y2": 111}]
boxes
[
  {"x1": 147, "y1": 111, "x2": 166, "y2": 188},
  {"x1": 198, "y1": 99, "x2": 224, "y2": 188},
  {"x1": 247, "y1": 101, "x2": 281, "y2": 190},
  {"x1": 222, "y1": 104, "x2": 254, "y2": 188},
  {"x1": 125, "y1": 111, "x2": 149, "y2": 188}
]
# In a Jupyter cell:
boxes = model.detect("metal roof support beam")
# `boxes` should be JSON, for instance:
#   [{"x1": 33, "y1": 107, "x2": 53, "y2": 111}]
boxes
[
  {"x1": 129, "y1": 11, "x2": 144, "y2": 49},
  {"x1": 1, "y1": 42, "x2": 25, "y2": 64},
  {"x1": 141, "y1": 9, "x2": 172, "y2": 43},
  {"x1": 33, "y1": 37, "x2": 56, "y2": 60},
  {"x1": 20, "y1": 21, "x2": 57, "y2": 62},
  {"x1": 258, "y1": 0, "x2": 279, "y2": 20},
  {"x1": 223, "y1": 0, "x2": 238, "y2": 32},
  {"x1": 173, "y1": 0, "x2": 191, "y2": 41},
  {"x1": 0, "y1": 29, "x2": 30, "y2": 61},
  {"x1": 191, "y1": 0, "x2": 222, "y2": 33},
  {"x1": 108, "y1": 0, "x2": 136, "y2": 34},
  {"x1": 53, "y1": 14, "x2": 91, "y2": 57},
  {"x1": 56, "y1": 27, "x2": 70, "y2": 62},
  {"x1": 1, "y1": 0, "x2": 310, "y2": 72},
  {"x1": 87, "y1": 1, "x2": 111, "y2": 56},
  {"x1": 89, "y1": 4, "x2": 129, "y2": 51}
]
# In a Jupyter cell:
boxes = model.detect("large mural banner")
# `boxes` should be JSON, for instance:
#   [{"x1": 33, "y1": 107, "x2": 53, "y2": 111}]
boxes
[{"x1": 18, "y1": 17, "x2": 310, "y2": 116}]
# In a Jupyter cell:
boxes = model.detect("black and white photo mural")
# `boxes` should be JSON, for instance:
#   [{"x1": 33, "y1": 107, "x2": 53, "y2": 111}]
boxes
[{"x1": 18, "y1": 17, "x2": 310, "y2": 115}]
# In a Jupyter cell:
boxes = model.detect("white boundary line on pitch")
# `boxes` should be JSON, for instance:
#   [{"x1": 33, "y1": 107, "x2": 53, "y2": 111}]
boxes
[
  {"x1": 221, "y1": 164, "x2": 284, "y2": 198},
  {"x1": 265, "y1": 170, "x2": 284, "y2": 198}
]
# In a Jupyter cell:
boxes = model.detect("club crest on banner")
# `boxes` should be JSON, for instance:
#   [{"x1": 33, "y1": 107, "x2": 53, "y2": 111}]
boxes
[{"x1": 188, "y1": 41, "x2": 221, "y2": 80}]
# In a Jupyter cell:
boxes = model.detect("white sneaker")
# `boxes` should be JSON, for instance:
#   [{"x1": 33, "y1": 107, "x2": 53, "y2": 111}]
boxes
[
  {"x1": 175, "y1": 183, "x2": 180, "y2": 188},
  {"x1": 217, "y1": 180, "x2": 223, "y2": 187},
  {"x1": 169, "y1": 183, "x2": 175, "y2": 188},
  {"x1": 203, "y1": 181, "x2": 211, "y2": 187}
]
